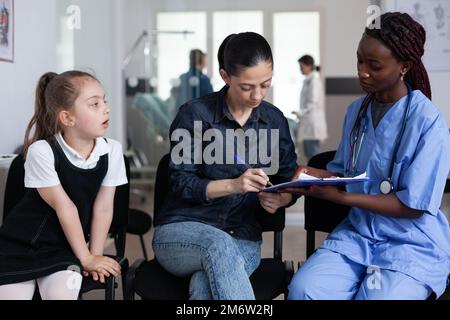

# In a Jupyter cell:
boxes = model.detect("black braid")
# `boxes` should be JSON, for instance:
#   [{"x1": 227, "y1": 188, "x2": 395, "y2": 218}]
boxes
[{"x1": 365, "y1": 12, "x2": 432, "y2": 100}]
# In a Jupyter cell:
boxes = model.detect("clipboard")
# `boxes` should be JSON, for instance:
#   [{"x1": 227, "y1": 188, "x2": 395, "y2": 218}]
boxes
[{"x1": 262, "y1": 172, "x2": 370, "y2": 193}]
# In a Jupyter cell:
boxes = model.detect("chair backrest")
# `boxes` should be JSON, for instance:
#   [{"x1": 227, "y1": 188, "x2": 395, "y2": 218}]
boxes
[
  {"x1": 153, "y1": 153, "x2": 286, "y2": 258},
  {"x1": 3, "y1": 154, "x2": 26, "y2": 220},
  {"x1": 304, "y1": 151, "x2": 351, "y2": 257},
  {"x1": 153, "y1": 153, "x2": 171, "y2": 222},
  {"x1": 2, "y1": 153, "x2": 130, "y2": 258}
]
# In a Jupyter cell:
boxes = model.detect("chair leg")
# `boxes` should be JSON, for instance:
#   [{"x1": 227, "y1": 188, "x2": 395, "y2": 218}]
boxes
[
  {"x1": 139, "y1": 235, "x2": 149, "y2": 260},
  {"x1": 105, "y1": 277, "x2": 115, "y2": 300},
  {"x1": 121, "y1": 259, "x2": 129, "y2": 300},
  {"x1": 306, "y1": 231, "x2": 315, "y2": 259}
]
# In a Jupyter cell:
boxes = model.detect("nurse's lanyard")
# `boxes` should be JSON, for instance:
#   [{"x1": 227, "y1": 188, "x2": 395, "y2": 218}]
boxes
[{"x1": 346, "y1": 82, "x2": 413, "y2": 194}]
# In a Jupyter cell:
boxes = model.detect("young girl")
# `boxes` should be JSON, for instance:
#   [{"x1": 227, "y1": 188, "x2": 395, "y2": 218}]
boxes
[
  {"x1": 152, "y1": 32, "x2": 298, "y2": 300},
  {"x1": 287, "y1": 12, "x2": 450, "y2": 300},
  {"x1": 0, "y1": 71, "x2": 127, "y2": 300}
]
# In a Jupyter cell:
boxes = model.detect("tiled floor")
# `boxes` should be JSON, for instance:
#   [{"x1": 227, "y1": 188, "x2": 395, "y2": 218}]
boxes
[{"x1": 82, "y1": 187, "x2": 328, "y2": 300}]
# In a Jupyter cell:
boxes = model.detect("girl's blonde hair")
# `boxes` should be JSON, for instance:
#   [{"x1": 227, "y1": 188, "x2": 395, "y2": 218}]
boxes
[{"x1": 23, "y1": 70, "x2": 98, "y2": 156}]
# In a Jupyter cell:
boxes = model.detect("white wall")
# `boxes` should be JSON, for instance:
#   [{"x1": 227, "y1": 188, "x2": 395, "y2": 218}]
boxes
[
  {"x1": 123, "y1": 0, "x2": 371, "y2": 153},
  {"x1": 59, "y1": 0, "x2": 126, "y2": 146},
  {"x1": 0, "y1": 0, "x2": 57, "y2": 153},
  {"x1": 381, "y1": 0, "x2": 450, "y2": 127},
  {"x1": 124, "y1": 0, "x2": 370, "y2": 79},
  {"x1": 0, "y1": 0, "x2": 126, "y2": 153}
]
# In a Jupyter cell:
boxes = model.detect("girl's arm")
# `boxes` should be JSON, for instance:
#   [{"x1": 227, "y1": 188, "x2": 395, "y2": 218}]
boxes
[
  {"x1": 37, "y1": 186, "x2": 121, "y2": 280},
  {"x1": 37, "y1": 186, "x2": 91, "y2": 260},
  {"x1": 89, "y1": 186, "x2": 116, "y2": 256}
]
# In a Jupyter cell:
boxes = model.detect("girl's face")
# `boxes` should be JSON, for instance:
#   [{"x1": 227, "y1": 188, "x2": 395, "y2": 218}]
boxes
[
  {"x1": 357, "y1": 33, "x2": 408, "y2": 94},
  {"x1": 67, "y1": 78, "x2": 110, "y2": 139},
  {"x1": 221, "y1": 61, "x2": 273, "y2": 110}
]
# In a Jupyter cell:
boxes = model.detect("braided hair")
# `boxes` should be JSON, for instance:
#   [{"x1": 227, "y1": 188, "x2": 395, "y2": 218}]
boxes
[{"x1": 365, "y1": 12, "x2": 431, "y2": 100}]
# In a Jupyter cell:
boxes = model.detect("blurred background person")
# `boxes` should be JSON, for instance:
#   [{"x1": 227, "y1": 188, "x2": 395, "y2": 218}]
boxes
[
  {"x1": 292, "y1": 54, "x2": 328, "y2": 162},
  {"x1": 175, "y1": 49, "x2": 213, "y2": 110}
]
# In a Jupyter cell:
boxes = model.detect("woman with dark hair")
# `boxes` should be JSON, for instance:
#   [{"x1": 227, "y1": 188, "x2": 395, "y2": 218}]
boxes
[
  {"x1": 152, "y1": 32, "x2": 298, "y2": 300},
  {"x1": 287, "y1": 12, "x2": 450, "y2": 299},
  {"x1": 293, "y1": 54, "x2": 328, "y2": 161}
]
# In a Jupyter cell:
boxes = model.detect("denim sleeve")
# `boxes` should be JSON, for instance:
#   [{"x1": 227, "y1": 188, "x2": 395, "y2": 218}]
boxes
[
  {"x1": 276, "y1": 116, "x2": 300, "y2": 207},
  {"x1": 276, "y1": 116, "x2": 298, "y2": 181},
  {"x1": 168, "y1": 104, "x2": 212, "y2": 204}
]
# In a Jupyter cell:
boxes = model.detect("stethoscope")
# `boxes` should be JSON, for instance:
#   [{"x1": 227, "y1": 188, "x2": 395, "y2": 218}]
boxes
[{"x1": 346, "y1": 82, "x2": 413, "y2": 194}]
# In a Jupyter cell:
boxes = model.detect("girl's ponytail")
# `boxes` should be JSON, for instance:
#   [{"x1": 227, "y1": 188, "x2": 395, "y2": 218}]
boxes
[{"x1": 23, "y1": 72, "x2": 58, "y2": 156}]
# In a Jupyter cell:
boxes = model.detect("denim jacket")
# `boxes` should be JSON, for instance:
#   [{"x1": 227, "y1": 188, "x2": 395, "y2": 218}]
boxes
[{"x1": 155, "y1": 86, "x2": 298, "y2": 241}]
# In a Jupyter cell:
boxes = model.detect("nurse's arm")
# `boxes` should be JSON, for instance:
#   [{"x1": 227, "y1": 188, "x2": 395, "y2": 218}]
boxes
[
  {"x1": 282, "y1": 186, "x2": 422, "y2": 218},
  {"x1": 339, "y1": 192, "x2": 423, "y2": 219}
]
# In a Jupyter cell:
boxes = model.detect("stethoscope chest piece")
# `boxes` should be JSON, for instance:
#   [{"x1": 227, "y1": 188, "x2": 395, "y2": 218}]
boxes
[{"x1": 379, "y1": 179, "x2": 394, "y2": 195}]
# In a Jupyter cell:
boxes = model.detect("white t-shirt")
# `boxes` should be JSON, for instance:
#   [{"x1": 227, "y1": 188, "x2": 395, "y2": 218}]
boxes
[{"x1": 24, "y1": 133, "x2": 128, "y2": 188}]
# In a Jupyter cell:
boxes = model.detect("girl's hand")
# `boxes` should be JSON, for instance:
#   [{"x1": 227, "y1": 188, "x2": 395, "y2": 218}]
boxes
[
  {"x1": 258, "y1": 192, "x2": 293, "y2": 214},
  {"x1": 283, "y1": 185, "x2": 343, "y2": 203},
  {"x1": 80, "y1": 255, "x2": 121, "y2": 280},
  {"x1": 231, "y1": 169, "x2": 270, "y2": 194},
  {"x1": 89, "y1": 271, "x2": 106, "y2": 284}
]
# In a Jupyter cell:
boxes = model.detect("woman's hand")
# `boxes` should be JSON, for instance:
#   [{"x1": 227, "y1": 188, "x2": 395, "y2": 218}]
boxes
[
  {"x1": 231, "y1": 169, "x2": 270, "y2": 194},
  {"x1": 258, "y1": 192, "x2": 293, "y2": 214},
  {"x1": 80, "y1": 255, "x2": 121, "y2": 282}
]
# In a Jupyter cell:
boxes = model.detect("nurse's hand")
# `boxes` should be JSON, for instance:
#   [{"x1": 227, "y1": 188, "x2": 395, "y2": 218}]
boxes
[
  {"x1": 293, "y1": 165, "x2": 335, "y2": 179},
  {"x1": 258, "y1": 192, "x2": 293, "y2": 214},
  {"x1": 283, "y1": 185, "x2": 343, "y2": 203}
]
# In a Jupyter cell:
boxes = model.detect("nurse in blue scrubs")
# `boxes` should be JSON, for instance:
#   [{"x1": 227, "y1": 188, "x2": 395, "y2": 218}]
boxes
[{"x1": 287, "y1": 12, "x2": 450, "y2": 300}]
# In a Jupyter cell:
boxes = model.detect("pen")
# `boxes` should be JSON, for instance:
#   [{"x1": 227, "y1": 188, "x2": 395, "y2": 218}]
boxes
[{"x1": 233, "y1": 153, "x2": 273, "y2": 187}]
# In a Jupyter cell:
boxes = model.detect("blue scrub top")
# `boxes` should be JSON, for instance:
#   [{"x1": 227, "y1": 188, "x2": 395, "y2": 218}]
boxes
[{"x1": 325, "y1": 90, "x2": 450, "y2": 296}]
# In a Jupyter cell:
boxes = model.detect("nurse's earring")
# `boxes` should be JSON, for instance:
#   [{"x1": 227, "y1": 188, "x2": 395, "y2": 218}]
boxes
[{"x1": 400, "y1": 70, "x2": 407, "y2": 81}]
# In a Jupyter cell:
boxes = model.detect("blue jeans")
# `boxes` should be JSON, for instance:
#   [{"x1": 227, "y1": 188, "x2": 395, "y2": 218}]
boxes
[{"x1": 152, "y1": 221, "x2": 261, "y2": 300}]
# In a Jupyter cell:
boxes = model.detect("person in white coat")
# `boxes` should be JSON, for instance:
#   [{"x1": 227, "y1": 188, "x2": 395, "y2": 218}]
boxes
[{"x1": 292, "y1": 55, "x2": 328, "y2": 161}]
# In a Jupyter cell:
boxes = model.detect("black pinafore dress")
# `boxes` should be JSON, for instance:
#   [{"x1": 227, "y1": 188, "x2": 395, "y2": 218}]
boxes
[{"x1": 0, "y1": 137, "x2": 108, "y2": 285}]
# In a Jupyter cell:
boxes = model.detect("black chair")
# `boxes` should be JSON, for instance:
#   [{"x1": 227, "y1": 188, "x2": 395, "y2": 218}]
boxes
[
  {"x1": 126, "y1": 208, "x2": 152, "y2": 260},
  {"x1": 304, "y1": 151, "x2": 350, "y2": 258},
  {"x1": 303, "y1": 151, "x2": 450, "y2": 300},
  {"x1": 2, "y1": 154, "x2": 130, "y2": 300},
  {"x1": 125, "y1": 154, "x2": 294, "y2": 300}
]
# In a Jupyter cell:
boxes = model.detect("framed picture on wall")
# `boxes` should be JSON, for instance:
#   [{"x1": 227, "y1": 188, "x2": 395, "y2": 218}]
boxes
[{"x1": 0, "y1": 0, "x2": 14, "y2": 63}]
